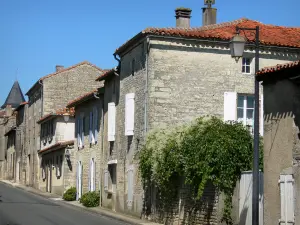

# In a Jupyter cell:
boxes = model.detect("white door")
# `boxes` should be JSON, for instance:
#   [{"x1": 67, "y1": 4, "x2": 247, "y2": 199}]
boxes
[
  {"x1": 77, "y1": 161, "x2": 82, "y2": 200},
  {"x1": 239, "y1": 171, "x2": 264, "y2": 225}
]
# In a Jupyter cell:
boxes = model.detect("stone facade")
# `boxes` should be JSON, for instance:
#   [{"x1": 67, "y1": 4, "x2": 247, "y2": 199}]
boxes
[
  {"x1": 72, "y1": 93, "x2": 104, "y2": 200},
  {"x1": 257, "y1": 63, "x2": 300, "y2": 225},
  {"x1": 38, "y1": 115, "x2": 76, "y2": 196},
  {"x1": 26, "y1": 62, "x2": 104, "y2": 189},
  {"x1": 111, "y1": 36, "x2": 300, "y2": 224}
]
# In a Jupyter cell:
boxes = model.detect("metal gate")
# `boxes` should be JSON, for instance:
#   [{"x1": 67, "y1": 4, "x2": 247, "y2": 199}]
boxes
[{"x1": 239, "y1": 171, "x2": 264, "y2": 225}]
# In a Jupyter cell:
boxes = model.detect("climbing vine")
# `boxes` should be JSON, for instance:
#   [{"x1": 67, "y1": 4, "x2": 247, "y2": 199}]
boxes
[{"x1": 139, "y1": 116, "x2": 263, "y2": 224}]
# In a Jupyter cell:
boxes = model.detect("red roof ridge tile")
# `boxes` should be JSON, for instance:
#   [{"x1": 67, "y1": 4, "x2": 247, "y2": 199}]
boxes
[
  {"x1": 66, "y1": 89, "x2": 99, "y2": 108},
  {"x1": 37, "y1": 107, "x2": 75, "y2": 124},
  {"x1": 95, "y1": 68, "x2": 116, "y2": 81},
  {"x1": 257, "y1": 60, "x2": 300, "y2": 78}
]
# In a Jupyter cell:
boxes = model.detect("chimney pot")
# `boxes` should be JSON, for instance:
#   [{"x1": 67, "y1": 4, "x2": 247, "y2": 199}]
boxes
[
  {"x1": 202, "y1": 7, "x2": 217, "y2": 26},
  {"x1": 175, "y1": 7, "x2": 192, "y2": 28},
  {"x1": 56, "y1": 65, "x2": 64, "y2": 72}
]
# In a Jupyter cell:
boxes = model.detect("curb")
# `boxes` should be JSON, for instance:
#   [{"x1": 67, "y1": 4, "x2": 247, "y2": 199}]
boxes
[{"x1": 0, "y1": 180, "x2": 158, "y2": 225}]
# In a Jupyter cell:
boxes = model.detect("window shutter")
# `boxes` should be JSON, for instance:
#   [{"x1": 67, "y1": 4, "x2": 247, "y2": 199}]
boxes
[
  {"x1": 104, "y1": 169, "x2": 109, "y2": 191},
  {"x1": 81, "y1": 117, "x2": 84, "y2": 147},
  {"x1": 108, "y1": 103, "x2": 116, "y2": 142},
  {"x1": 56, "y1": 164, "x2": 61, "y2": 177},
  {"x1": 94, "y1": 108, "x2": 98, "y2": 143},
  {"x1": 93, "y1": 160, "x2": 96, "y2": 191},
  {"x1": 77, "y1": 118, "x2": 81, "y2": 148},
  {"x1": 260, "y1": 94, "x2": 264, "y2": 136},
  {"x1": 42, "y1": 167, "x2": 46, "y2": 179},
  {"x1": 89, "y1": 112, "x2": 93, "y2": 144},
  {"x1": 279, "y1": 174, "x2": 294, "y2": 224},
  {"x1": 224, "y1": 92, "x2": 237, "y2": 122},
  {"x1": 127, "y1": 165, "x2": 134, "y2": 207},
  {"x1": 88, "y1": 159, "x2": 91, "y2": 191},
  {"x1": 125, "y1": 93, "x2": 135, "y2": 136}
]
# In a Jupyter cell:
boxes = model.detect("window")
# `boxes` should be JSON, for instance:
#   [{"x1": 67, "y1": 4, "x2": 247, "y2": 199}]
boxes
[
  {"x1": 81, "y1": 116, "x2": 85, "y2": 147},
  {"x1": 93, "y1": 107, "x2": 98, "y2": 143},
  {"x1": 237, "y1": 95, "x2": 254, "y2": 134},
  {"x1": 89, "y1": 112, "x2": 94, "y2": 144},
  {"x1": 131, "y1": 59, "x2": 135, "y2": 76},
  {"x1": 77, "y1": 117, "x2": 82, "y2": 149},
  {"x1": 242, "y1": 57, "x2": 252, "y2": 74}
]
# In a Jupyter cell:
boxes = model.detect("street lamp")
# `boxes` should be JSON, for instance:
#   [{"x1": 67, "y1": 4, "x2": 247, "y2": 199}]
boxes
[{"x1": 230, "y1": 25, "x2": 260, "y2": 225}]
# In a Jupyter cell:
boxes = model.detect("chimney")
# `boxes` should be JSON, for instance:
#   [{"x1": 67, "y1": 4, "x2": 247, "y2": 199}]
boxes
[
  {"x1": 202, "y1": 0, "x2": 217, "y2": 26},
  {"x1": 5, "y1": 105, "x2": 12, "y2": 117},
  {"x1": 56, "y1": 65, "x2": 64, "y2": 72},
  {"x1": 175, "y1": 7, "x2": 192, "y2": 28}
]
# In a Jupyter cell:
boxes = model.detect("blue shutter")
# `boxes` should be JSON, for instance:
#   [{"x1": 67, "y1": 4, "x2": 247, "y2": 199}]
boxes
[
  {"x1": 94, "y1": 108, "x2": 98, "y2": 143},
  {"x1": 77, "y1": 118, "x2": 80, "y2": 148},
  {"x1": 81, "y1": 117, "x2": 84, "y2": 147}
]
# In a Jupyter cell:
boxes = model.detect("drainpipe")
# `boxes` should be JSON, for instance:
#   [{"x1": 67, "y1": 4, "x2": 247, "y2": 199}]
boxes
[
  {"x1": 38, "y1": 79, "x2": 44, "y2": 188},
  {"x1": 144, "y1": 38, "x2": 150, "y2": 134}
]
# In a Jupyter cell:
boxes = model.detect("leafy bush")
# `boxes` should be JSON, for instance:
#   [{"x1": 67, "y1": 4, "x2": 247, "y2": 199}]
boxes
[
  {"x1": 139, "y1": 116, "x2": 264, "y2": 225},
  {"x1": 63, "y1": 187, "x2": 77, "y2": 201},
  {"x1": 80, "y1": 191, "x2": 100, "y2": 207}
]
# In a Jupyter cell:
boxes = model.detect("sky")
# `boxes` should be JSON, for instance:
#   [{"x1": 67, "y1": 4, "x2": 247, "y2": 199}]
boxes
[{"x1": 0, "y1": 0, "x2": 299, "y2": 105}]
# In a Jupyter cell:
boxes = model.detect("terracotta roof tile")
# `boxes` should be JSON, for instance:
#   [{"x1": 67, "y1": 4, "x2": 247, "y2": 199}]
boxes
[
  {"x1": 14, "y1": 102, "x2": 28, "y2": 112},
  {"x1": 26, "y1": 61, "x2": 103, "y2": 95},
  {"x1": 256, "y1": 60, "x2": 300, "y2": 81},
  {"x1": 95, "y1": 69, "x2": 115, "y2": 81},
  {"x1": 39, "y1": 140, "x2": 74, "y2": 154},
  {"x1": 115, "y1": 18, "x2": 300, "y2": 54},
  {"x1": 37, "y1": 107, "x2": 75, "y2": 124},
  {"x1": 66, "y1": 89, "x2": 98, "y2": 108}
]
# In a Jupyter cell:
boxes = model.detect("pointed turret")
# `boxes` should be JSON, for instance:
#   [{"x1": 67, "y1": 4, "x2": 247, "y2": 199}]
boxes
[{"x1": 1, "y1": 81, "x2": 25, "y2": 109}]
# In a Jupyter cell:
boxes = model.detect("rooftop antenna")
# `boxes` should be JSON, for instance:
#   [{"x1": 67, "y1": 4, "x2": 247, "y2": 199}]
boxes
[{"x1": 204, "y1": 0, "x2": 215, "y2": 8}]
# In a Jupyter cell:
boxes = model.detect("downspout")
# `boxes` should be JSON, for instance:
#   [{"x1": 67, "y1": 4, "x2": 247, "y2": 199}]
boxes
[
  {"x1": 144, "y1": 37, "x2": 150, "y2": 134},
  {"x1": 38, "y1": 80, "x2": 44, "y2": 188}
]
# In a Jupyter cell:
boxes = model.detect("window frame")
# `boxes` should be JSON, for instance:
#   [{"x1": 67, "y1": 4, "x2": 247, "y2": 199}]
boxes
[
  {"x1": 237, "y1": 94, "x2": 255, "y2": 134},
  {"x1": 242, "y1": 57, "x2": 252, "y2": 74}
]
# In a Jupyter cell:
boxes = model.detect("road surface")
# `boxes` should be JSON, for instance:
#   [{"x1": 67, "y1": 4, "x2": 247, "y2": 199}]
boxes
[{"x1": 0, "y1": 182, "x2": 129, "y2": 225}]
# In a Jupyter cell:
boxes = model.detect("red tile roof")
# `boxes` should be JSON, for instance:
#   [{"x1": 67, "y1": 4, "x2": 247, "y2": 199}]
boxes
[
  {"x1": 39, "y1": 140, "x2": 74, "y2": 154},
  {"x1": 26, "y1": 61, "x2": 103, "y2": 95},
  {"x1": 66, "y1": 89, "x2": 98, "y2": 108},
  {"x1": 95, "y1": 69, "x2": 116, "y2": 81},
  {"x1": 37, "y1": 107, "x2": 75, "y2": 124},
  {"x1": 256, "y1": 60, "x2": 300, "y2": 81},
  {"x1": 115, "y1": 18, "x2": 300, "y2": 54}
]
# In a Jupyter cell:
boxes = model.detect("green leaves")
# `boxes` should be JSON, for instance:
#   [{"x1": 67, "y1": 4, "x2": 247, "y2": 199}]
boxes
[{"x1": 139, "y1": 116, "x2": 263, "y2": 224}]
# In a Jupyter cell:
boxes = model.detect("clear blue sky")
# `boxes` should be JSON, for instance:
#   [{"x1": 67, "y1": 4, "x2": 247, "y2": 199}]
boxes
[{"x1": 1, "y1": 0, "x2": 299, "y2": 105}]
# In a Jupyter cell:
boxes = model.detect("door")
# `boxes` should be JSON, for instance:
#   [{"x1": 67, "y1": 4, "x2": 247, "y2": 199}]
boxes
[{"x1": 77, "y1": 161, "x2": 82, "y2": 200}]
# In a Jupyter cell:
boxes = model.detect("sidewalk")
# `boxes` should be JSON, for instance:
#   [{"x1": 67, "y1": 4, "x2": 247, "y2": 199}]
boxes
[{"x1": 0, "y1": 180, "x2": 160, "y2": 225}]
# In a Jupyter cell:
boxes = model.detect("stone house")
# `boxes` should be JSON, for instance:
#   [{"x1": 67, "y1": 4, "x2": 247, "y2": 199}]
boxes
[
  {"x1": 99, "y1": 6, "x2": 300, "y2": 224},
  {"x1": 95, "y1": 68, "x2": 120, "y2": 211},
  {"x1": 0, "y1": 81, "x2": 26, "y2": 180},
  {"x1": 37, "y1": 107, "x2": 76, "y2": 196},
  {"x1": 25, "y1": 61, "x2": 104, "y2": 189},
  {"x1": 4, "y1": 113, "x2": 16, "y2": 181},
  {"x1": 13, "y1": 102, "x2": 28, "y2": 184},
  {"x1": 256, "y1": 60, "x2": 300, "y2": 225},
  {"x1": 66, "y1": 88, "x2": 104, "y2": 200}
]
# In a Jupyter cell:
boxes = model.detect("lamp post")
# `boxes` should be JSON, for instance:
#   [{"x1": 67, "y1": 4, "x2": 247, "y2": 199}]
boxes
[{"x1": 230, "y1": 26, "x2": 260, "y2": 225}]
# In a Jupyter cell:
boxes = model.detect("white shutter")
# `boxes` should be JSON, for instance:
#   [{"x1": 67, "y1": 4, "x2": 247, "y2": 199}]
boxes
[
  {"x1": 125, "y1": 93, "x2": 135, "y2": 136},
  {"x1": 94, "y1": 108, "x2": 98, "y2": 143},
  {"x1": 93, "y1": 160, "x2": 96, "y2": 191},
  {"x1": 224, "y1": 92, "x2": 237, "y2": 122},
  {"x1": 42, "y1": 167, "x2": 46, "y2": 179},
  {"x1": 104, "y1": 169, "x2": 109, "y2": 191},
  {"x1": 108, "y1": 102, "x2": 116, "y2": 142},
  {"x1": 56, "y1": 164, "x2": 61, "y2": 177},
  {"x1": 279, "y1": 174, "x2": 294, "y2": 224},
  {"x1": 89, "y1": 112, "x2": 93, "y2": 144},
  {"x1": 260, "y1": 94, "x2": 264, "y2": 136},
  {"x1": 127, "y1": 165, "x2": 134, "y2": 207},
  {"x1": 90, "y1": 159, "x2": 95, "y2": 191}
]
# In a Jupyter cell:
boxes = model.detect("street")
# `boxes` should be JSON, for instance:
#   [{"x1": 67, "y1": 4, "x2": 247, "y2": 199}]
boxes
[{"x1": 0, "y1": 182, "x2": 129, "y2": 225}]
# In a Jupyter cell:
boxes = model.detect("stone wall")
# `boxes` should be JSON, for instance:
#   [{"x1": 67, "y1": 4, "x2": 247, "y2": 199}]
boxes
[
  {"x1": 115, "y1": 37, "x2": 300, "y2": 224},
  {"x1": 74, "y1": 97, "x2": 103, "y2": 196}
]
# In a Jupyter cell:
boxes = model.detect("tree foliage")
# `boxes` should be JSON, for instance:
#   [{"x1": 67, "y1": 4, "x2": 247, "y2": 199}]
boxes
[{"x1": 139, "y1": 116, "x2": 263, "y2": 224}]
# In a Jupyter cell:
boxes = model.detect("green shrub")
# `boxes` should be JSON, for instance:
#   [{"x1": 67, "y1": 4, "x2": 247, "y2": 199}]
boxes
[
  {"x1": 63, "y1": 187, "x2": 77, "y2": 201},
  {"x1": 80, "y1": 191, "x2": 100, "y2": 207}
]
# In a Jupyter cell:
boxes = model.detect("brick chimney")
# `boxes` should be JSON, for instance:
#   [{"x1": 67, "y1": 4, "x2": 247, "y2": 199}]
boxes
[
  {"x1": 175, "y1": 7, "x2": 192, "y2": 28},
  {"x1": 56, "y1": 65, "x2": 64, "y2": 72},
  {"x1": 202, "y1": 0, "x2": 217, "y2": 26}
]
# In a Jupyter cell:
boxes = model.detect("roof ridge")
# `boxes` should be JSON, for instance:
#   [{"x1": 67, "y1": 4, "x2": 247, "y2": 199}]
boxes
[{"x1": 40, "y1": 61, "x2": 103, "y2": 81}]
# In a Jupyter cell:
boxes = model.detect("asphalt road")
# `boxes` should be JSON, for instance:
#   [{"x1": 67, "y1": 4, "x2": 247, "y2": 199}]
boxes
[{"x1": 0, "y1": 182, "x2": 129, "y2": 225}]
